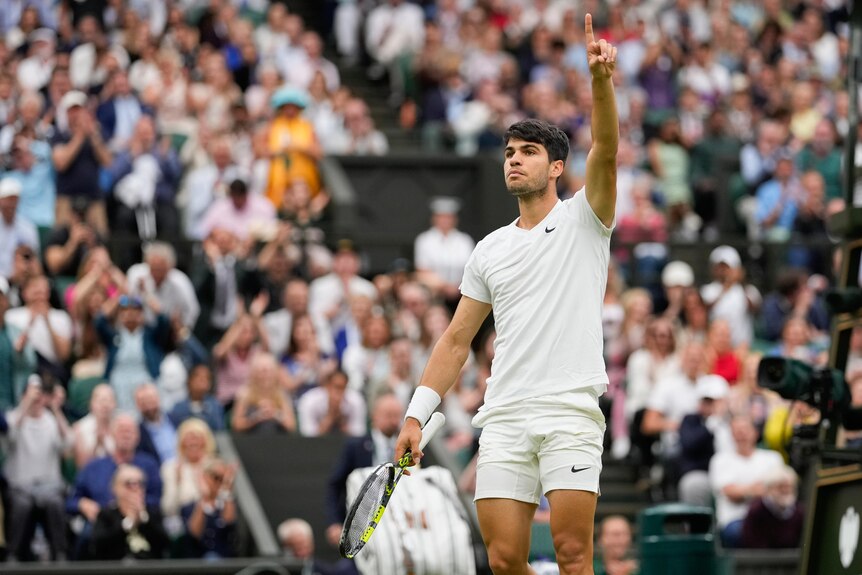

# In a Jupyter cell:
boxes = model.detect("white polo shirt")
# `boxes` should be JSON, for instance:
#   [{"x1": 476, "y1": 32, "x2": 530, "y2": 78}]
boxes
[{"x1": 461, "y1": 189, "x2": 612, "y2": 422}]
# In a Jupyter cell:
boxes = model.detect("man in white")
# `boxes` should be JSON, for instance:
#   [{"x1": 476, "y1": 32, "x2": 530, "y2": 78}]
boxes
[
  {"x1": 0, "y1": 178, "x2": 40, "y2": 279},
  {"x1": 396, "y1": 15, "x2": 619, "y2": 575},
  {"x1": 297, "y1": 369, "x2": 366, "y2": 437},
  {"x1": 364, "y1": 0, "x2": 424, "y2": 101},
  {"x1": 264, "y1": 278, "x2": 333, "y2": 358},
  {"x1": 127, "y1": 242, "x2": 200, "y2": 329},
  {"x1": 700, "y1": 245, "x2": 761, "y2": 348},
  {"x1": 308, "y1": 240, "x2": 377, "y2": 328},
  {"x1": 709, "y1": 415, "x2": 784, "y2": 548},
  {"x1": 414, "y1": 196, "x2": 476, "y2": 303}
]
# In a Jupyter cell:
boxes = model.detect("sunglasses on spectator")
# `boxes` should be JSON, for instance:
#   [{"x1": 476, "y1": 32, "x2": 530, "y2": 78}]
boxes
[{"x1": 123, "y1": 479, "x2": 146, "y2": 489}]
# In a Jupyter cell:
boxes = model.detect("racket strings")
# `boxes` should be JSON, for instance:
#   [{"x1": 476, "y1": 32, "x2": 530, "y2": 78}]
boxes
[{"x1": 343, "y1": 465, "x2": 394, "y2": 554}]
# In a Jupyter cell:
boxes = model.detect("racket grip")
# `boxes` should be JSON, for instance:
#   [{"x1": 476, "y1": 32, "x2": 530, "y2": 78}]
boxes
[{"x1": 418, "y1": 412, "x2": 446, "y2": 451}]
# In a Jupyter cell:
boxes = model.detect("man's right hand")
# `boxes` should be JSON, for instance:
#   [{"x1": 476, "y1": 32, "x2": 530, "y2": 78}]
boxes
[
  {"x1": 394, "y1": 417, "x2": 423, "y2": 467},
  {"x1": 79, "y1": 498, "x2": 101, "y2": 522}
]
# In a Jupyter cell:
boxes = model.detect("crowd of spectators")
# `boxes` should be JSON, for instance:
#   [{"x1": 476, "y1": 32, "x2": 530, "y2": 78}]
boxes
[{"x1": 0, "y1": 0, "x2": 856, "y2": 567}]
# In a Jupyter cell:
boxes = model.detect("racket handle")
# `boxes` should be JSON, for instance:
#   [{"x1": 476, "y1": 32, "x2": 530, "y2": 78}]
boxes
[{"x1": 418, "y1": 412, "x2": 446, "y2": 451}]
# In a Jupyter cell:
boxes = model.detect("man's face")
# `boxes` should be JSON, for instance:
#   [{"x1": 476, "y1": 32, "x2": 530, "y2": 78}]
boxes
[
  {"x1": 148, "y1": 255, "x2": 169, "y2": 285},
  {"x1": 284, "y1": 281, "x2": 309, "y2": 313},
  {"x1": 372, "y1": 396, "x2": 404, "y2": 437},
  {"x1": 0, "y1": 195, "x2": 18, "y2": 222},
  {"x1": 113, "y1": 418, "x2": 140, "y2": 451},
  {"x1": 119, "y1": 306, "x2": 144, "y2": 331},
  {"x1": 503, "y1": 139, "x2": 558, "y2": 198},
  {"x1": 599, "y1": 518, "x2": 631, "y2": 560},
  {"x1": 326, "y1": 373, "x2": 348, "y2": 404},
  {"x1": 188, "y1": 366, "x2": 211, "y2": 399},
  {"x1": 136, "y1": 388, "x2": 161, "y2": 421}
]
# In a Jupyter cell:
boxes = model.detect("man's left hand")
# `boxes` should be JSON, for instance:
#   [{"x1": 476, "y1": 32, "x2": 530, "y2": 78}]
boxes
[{"x1": 585, "y1": 13, "x2": 617, "y2": 79}]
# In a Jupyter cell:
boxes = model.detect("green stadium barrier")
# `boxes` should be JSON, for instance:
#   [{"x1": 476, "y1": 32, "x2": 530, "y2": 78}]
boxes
[{"x1": 638, "y1": 503, "x2": 717, "y2": 575}]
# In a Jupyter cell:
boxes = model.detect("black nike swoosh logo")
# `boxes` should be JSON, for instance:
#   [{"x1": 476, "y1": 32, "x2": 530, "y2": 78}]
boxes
[
  {"x1": 571, "y1": 466, "x2": 590, "y2": 473},
  {"x1": 545, "y1": 226, "x2": 556, "y2": 233}
]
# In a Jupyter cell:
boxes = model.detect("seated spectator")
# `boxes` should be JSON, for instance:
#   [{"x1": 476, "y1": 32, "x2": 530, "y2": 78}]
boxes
[
  {"x1": 6, "y1": 274, "x2": 73, "y2": 402},
  {"x1": 298, "y1": 369, "x2": 366, "y2": 437},
  {"x1": 330, "y1": 98, "x2": 390, "y2": 155},
  {"x1": 51, "y1": 91, "x2": 112, "y2": 235},
  {"x1": 127, "y1": 241, "x2": 200, "y2": 329},
  {"x1": 740, "y1": 464, "x2": 804, "y2": 549},
  {"x1": 135, "y1": 383, "x2": 177, "y2": 465},
  {"x1": 180, "y1": 136, "x2": 240, "y2": 241},
  {"x1": 413, "y1": 197, "x2": 475, "y2": 306},
  {"x1": 4, "y1": 243, "x2": 44, "y2": 309},
  {"x1": 342, "y1": 314, "x2": 392, "y2": 394},
  {"x1": 700, "y1": 246, "x2": 761, "y2": 348},
  {"x1": 704, "y1": 319, "x2": 741, "y2": 384},
  {"x1": 169, "y1": 364, "x2": 225, "y2": 432},
  {"x1": 231, "y1": 352, "x2": 296, "y2": 434},
  {"x1": 67, "y1": 414, "x2": 163, "y2": 535},
  {"x1": 678, "y1": 375, "x2": 730, "y2": 507},
  {"x1": 4, "y1": 133, "x2": 56, "y2": 230},
  {"x1": 200, "y1": 178, "x2": 277, "y2": 243},
  {"x1": 43, "y1": 200, "x2": 102, "y2": 278},
  {"x1": 161, "y1": 419, "x2": 216, "y2": 526},
  {"x1": 768, "y1": 317, "x2": 821, "y2": 364},
  {"x1": 759, "y1": 268, "x2": 830, "y2": 343},
  {"x1": 647, "y1": 117, "x2": 695, "y2": 238},
  {"x1": 709, "y1": 415, "x2": 785, "y2": 548},
  {"x1": 593, "y1": 515, "x2": 638, "y2": 575},
  {"x1": 96, "y1": 71, "x2": 147, "y2": 152},
  {"x1": 213, "y1": 309, "x2": 269, "y2": 408},
  {"x1": 264, "y1": 278, "x2": 331, "y2": 359},
  {"x1": 95, "y1": 294, "x2": 170, "y2": 413},
  {"x1": 728, "y1": 354, "x2": 782, "y2": 435},
  {"x1": 309, "y1": 240, "x2": 377, "y2": 335},
  {"x1": 754, "y1": 151, "x2": 802, "y2": 242},
  {"x1": 797, "y1": 118, "x2": 842, "y2": 201},
  {"x1": 90, "y1": 464, "x2": 169, "y2": 560},
  {"x1": 369, "y1": 337, "x2": 419, "y2": 408},
  {"x1": 181, "y1": 458, "x2": 237, "y2": 559},
  {"x1": 0, "y1": 178, "x2": 40, "y2": 279},
  {"x1": 282, "y1": 314, "x2": 338, "y2": 397},
  {"x1": 72, "y1": 383, "x2": 117, "y2": 470},
  {"x1": 278, "y1": 517, "x2": 358, "y2": 575},
  {"x1": 4, "y1": 375, "x2": 71, "y2": 562}
]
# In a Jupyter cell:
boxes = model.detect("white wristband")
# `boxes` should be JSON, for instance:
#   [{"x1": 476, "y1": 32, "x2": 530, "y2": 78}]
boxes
[{"x1": 404, "y1": 386, "x2": 442, "y2": 426}]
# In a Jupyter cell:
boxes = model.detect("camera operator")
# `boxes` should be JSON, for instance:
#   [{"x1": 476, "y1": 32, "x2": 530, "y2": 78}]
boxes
[
  {"x1": 181, "y1": 458, "x2": 237, "y2": 558},
  {"x1": 4, "y1": 374, "x2": 71, "y2": 561}
]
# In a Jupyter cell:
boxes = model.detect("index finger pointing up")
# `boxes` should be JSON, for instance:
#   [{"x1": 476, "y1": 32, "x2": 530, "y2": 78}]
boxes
[{"x1": 585, "y1": 13, "x2": 595, "y2": 45}]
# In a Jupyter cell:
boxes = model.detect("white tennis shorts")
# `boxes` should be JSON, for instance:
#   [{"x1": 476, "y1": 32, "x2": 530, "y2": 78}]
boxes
[{"x1": 473, "y1": 388, "x2": 606, "y2": 504}]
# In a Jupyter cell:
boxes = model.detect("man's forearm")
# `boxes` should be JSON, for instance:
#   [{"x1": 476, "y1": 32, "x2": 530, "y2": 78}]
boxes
[{"x1": 591, "y1": 77, "x2": 619, "y2": 158}]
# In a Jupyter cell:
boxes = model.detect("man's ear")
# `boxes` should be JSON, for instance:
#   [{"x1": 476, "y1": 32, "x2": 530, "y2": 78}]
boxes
[{"x1": 550, "y1": 160, "x2": 565, "y2": 179}]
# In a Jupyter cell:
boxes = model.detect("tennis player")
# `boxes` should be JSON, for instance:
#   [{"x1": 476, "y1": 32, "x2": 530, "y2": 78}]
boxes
[{"x1": 395, "y1": 14, "x2": 618, "y2": 575}]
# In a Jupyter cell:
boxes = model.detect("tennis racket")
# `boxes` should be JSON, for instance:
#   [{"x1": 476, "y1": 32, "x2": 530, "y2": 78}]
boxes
[{"x1": 338, "y1": 411, "x2": 446, "y2": 559}]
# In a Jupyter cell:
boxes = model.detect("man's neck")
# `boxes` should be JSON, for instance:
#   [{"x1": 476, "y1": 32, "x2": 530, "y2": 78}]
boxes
[
  {"x1": 115, "y1": 450, "x2": 135, "y2": 464},
  {"x1": 515, "y1": 188, "x2": 557, "y2": 229}
]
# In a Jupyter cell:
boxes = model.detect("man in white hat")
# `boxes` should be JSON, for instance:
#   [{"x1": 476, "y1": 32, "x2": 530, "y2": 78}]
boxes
[
  {"x1": 0, "y1": 178, "x2": 40, "y2": 279},
  {"x1": 700, "y1": 245, "x2": 761, "y2": 347},
  {"x1": 414, "y1": 196, "x2": 475, "y2": 305},
  {"x1": 16, "y1": 28, "x2": 56, "y2": 92}
]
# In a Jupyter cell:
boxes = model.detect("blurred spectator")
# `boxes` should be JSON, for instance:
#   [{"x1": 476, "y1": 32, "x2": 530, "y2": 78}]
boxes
[
  {"x1": 266, "y1": 87, "x2": 323, "y2": 208},
  {"x1": 709, "y1": 415, "x2": 784, "y2": 548},
  {"x1": 51, "y1": 91, "x2": 112, "y2": 235},
  {"x1": 365, "y1": 0, "x2": 425, "y2": 105},
  {"x1": 704, "y1": 319, "x2": 741, "y2": 384},
  {"x1": 298, "y1": 369, "x2": 366, "y2": 437},
  {"x1": 169, "y1": 364, "x2": 225, "y2": 432},
  {"x1": 370, "y1": 336, "x2": 418, "y2": 408},
  {"x1": 72, "y1": 383, "x2": 117, "y2": 470},
  {"x1": 181, "y1": 137, "x2": 239, "y2": 241},
  {"x1": 231, "y1": 352, "x2": 297, "y2": 434},
  {"x1": 4, "y1": 375, "x2": 71, "y2": 562},
  {"x1": 759, "y1": 268, "x2": 830, "y2": 343},
  {"x1": 0, "y1": 178, "x2": 40, "y2": 278},
  {"x1": 282, "y1": 31, "x2": 339, "y2": 93},
  {"x1": 135, "y1": 383, "x2": 177, "y2": 465},
  {"x1": 740, "y1": 464, "x2": 804, "y2": 549},
  {"x1": 200, "y1": 178, "x2": 277, "y2": 242},
  {"x1": 17, "y1": 28, "x2": 56, "y2": 92},
  {"x1": 768, "y1": 316, "x2": 821, "y2": 364},
  {"x1": 753, "y1": 151, "x2": 802, "y2": 242},
  {"x1": 181, "y1": 458, "x2": 237, "y2": 559},
  {"x1": 5, "y1": 244, "x2": 46, "y2": 309},
  {"x1": 342, "y1": 314, "x2": 392, "y2": 394},
  {"x1": 728, "y1": 353, "x2": 782, "y2": 435},
  {"x1": 161, "y1": 418, "x2": 216, "y2": 523},
  {"x1": 689, "y1": 109, "x2": 741, "y2": 233},
  {"x1": 0, "y1": 90, "x2": 54, "y2": 154},
  {"x1": 282, "y1": 314, "x2": 338, "y2": 396},
  {"x1": 739, "y1": 120, "x2": 786, "y2": 191},
  {"x1": 4, "y1": 133, "x2": 56, "y2": 229},
  {"x1": 43, "y1": 200, "x2": 101, "y2": 278},
  {"x1": 104, "y1": 116, "x2": 181, "y2": 239},
  {"x1": 614, "y1": 178, "x2": 668, "y2": 269},
  {"x1": 797, "y1": 118, "x2": 843, "y2": 201},
  {"x1": 213, "y1": 298, "x2": 270, "y2": 407},
  {"x1": 90, "y1": 463, "x2": 169, "y2": 560},
  {"x1": 593, "y1": 515, "x2": 638, "y2": 575},
  {"x1": 192, "y1": 227, "x2": 247, "y2": 348},
  {"x1": 330, "y1": 98, "x2": 390, "y2": 155},
  {"x1": 264, "y1": 278, "x2": 330, "y2": 359},
  {"x1": 701, "y1": 245, "x2": 761, "y2": 348},
  {"x1": 326, "y1": 392, "x2": 403, "y2": 547},
  {"x1": 659, "y1": 260, "x2": 695, "y2": 325},
  {"x1": 127, "y1": 241, "x2": 200, "y2": 329},
  {"x1": 6, "y1": 275, "x2": 73, "y2": 401},
  {"x1": 309, "y1": 240, "x2": 377, "y2": 330},
  {"x1": 678, "y1": 375, "x2": 730, "y2": 507},
  {"x1": 95, "y1": 294, "x2": 170, "y2": 413},
  {"x1": 414, "y1": 197, "x2": 475, "y2": 305},
  {"x1": 0, "y1": 277, "x2": 13, "y2": 409},
  {"x1": 647, "y1": 117, "x2": 696, "y2": 239},
  {"x1": 96, "y1": 70, "x2": 146, "y2": 152}
]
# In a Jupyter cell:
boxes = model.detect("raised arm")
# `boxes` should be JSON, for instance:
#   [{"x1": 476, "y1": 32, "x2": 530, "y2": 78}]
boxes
[{"x1": 584, "y1": 13, "x2": 619, "y2": 228}]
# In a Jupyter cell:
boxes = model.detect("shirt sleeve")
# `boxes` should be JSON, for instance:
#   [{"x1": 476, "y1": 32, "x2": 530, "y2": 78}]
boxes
[
  {"x1": 564, "y1": 187, "x2": 615, "y2": 237},
  {"x1": 458, "y1": 247, "x2": 491, "y2": 304}
]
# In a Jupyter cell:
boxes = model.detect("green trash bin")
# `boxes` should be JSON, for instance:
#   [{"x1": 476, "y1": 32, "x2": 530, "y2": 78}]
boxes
[{"x1": 638, "y1": 503, "x2": 717, "y2": 575}]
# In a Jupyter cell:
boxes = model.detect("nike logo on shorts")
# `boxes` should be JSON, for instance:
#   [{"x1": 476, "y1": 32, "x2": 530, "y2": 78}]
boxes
[{"x1": 571, "y1": 466, "x2": 590, "y2": 473}]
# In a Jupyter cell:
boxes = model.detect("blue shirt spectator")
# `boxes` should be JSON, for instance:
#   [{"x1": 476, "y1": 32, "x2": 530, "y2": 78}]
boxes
[
  {"x1": 4, "y1": 137, "x2": 56, "y2": 228},
  {"x1": 168, "y1": 364, "x2": 225, "y2": 432}
]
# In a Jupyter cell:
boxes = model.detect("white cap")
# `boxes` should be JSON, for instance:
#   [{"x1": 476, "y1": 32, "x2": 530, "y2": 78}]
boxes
[
  {"x1": 709, "y1": 245, "x2": 741, "y2": 268},
  {"x1": 59, "y1": 90, "x2": 88, "y2": 112},
  {"x1": 0, "y1": 178, "x2": 22, "y2": 199},
  {"x1": 29, "y1": 28, "x2": 56, "y2": 44},
  {"x1": 662, "y1": 261, "x2": 695, "y2": 288},
  {"x1": 430, "y1": 196, "x2": 461, "y2": 215},
  {"x1": 696, "y1": 374, "x2": 729, "y2": 400}
]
